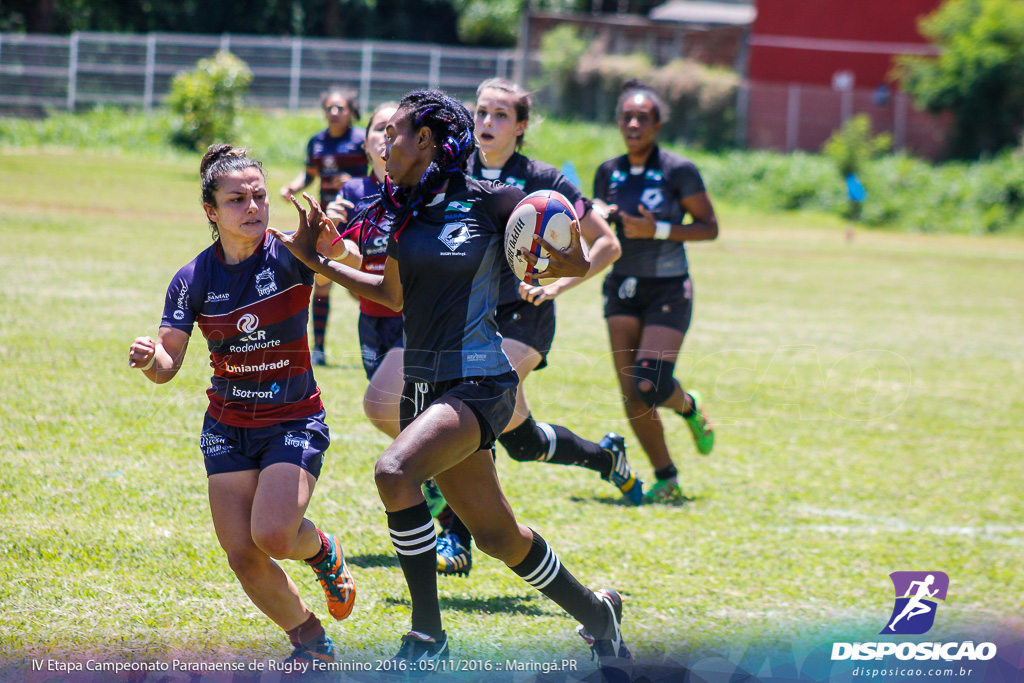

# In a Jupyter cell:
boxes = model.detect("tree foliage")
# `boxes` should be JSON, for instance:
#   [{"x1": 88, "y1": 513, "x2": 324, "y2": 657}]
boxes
[
  {"x1": 894, "y1": 0, "x2": 1024, "y2": 159},
  {"x1": 1, "y1": 0, "x2": 461, "y2": 44}
]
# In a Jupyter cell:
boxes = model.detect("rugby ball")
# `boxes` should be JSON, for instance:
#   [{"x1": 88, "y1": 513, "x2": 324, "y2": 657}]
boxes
[{"x1": 504, "y1": 190, "x2": 578, "y2": 285}]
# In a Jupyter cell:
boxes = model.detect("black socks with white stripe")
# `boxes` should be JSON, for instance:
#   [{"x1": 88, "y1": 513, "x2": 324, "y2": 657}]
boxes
[
  {"x1": 510, "y1": 529, "x2": 612, "y2": 639},
  {"x1": 387, "y1": 502, "x2": 443, "y2": 639},
  {"x1": 498, "y1": 415, "x2": 610, "y2": 474}
]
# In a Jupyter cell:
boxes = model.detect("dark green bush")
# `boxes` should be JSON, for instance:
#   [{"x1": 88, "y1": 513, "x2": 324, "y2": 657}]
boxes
[{"x1": 166, "y1": 51, "x2": 252, "y2": 151}]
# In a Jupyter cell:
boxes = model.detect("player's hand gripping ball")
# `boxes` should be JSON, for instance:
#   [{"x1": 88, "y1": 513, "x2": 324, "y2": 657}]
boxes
[{"x1": 505, "y1": 190, "x2": 577, "y2": 285}]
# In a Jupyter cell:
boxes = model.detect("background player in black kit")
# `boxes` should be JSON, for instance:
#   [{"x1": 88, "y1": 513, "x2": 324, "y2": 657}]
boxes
[
  {"x1": 594, "y1": 80, "x2": 719, "y2": 504},
  {"x1": 432, "y1": 78, "x2": 644, "y2": 578},
  {"x1": 269, "y1": 90, "x2": 633, "y2": 676}
]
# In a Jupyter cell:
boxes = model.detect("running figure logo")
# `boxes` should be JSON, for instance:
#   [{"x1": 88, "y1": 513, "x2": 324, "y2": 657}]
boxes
[{"x1": 881, "y1": 571, "x2": 949, "y2": 635}]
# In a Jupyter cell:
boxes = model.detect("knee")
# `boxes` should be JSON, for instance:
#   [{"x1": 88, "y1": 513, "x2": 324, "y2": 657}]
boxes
[
  {"x1": 631, "y1": 359, "x2": 676, "y2": 409},
  {"x1": 374, "y1": 451, "x2": 414, "y2": 499},
  {"x1": 472, "y1": 526, "x2": 520, "y2": 563},
  {"x1": 223, "y1": 547, "x2": 270, "y2": 586},
  {"x1": 250, "y1": 525, "x2": 298, "y2": 560},
  {"x1": 497, "y1": 416, "x2": 551, "y2": 462}
]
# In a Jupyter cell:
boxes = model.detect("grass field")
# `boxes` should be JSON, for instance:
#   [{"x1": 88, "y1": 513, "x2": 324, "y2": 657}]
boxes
[{"x1": 1, "y1": 148, "x2": 1022, "y2": 675}]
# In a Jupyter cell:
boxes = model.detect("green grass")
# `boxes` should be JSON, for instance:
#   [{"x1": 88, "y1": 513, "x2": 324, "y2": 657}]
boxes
[{"x1": 1, "y1": 149, "x2": 1023, "y2": 673}]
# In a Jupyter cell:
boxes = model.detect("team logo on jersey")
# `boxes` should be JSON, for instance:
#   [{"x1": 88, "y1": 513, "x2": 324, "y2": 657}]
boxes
[
  {"x1": 504, "y1": 176, "x2": 526, "y2": 190},
  {"x1": 205, "y1": 292, "x2": 230, "y2": 303},
  {"x1": 446, "y1": 200, "x2": 475, "y2": 214},
  {"x1": 645, "y1": 169, "x2": 664, "y2": 182},
  {"x1": 237, "y1": 313, "x2": 260, "y2": 335},
  {"x1": 255, "y1": 267, "x2": 278, "y2": 297},
  {"x1": 284, "y1": 430, "x2": 312, "y2": 449},
  {"x1": 439, "y1": 222, "x2": 470, "y2": 252},
  {"x1": 609, "y1": 169, "x2": 627, "y2": 189},
  {"x1": 618, "y1": 277, "x2": 638, "y2": 300},
  {"x1": 640, "y1": 188, "x2": 664, "y2": 212},
  {"x1": 881, "y1": 571, "x2": 949, "y2": 635},
  {"x1": 174, "y1": 280, "x2": 190, "y2": 320}
]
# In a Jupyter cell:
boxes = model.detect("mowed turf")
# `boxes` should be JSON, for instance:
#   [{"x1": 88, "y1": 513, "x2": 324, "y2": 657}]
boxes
[{"x1": 0, "y1": 150, "x2": 1021, "y2": 667}]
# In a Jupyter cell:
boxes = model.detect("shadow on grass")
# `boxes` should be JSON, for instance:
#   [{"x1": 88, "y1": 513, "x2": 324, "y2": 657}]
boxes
[
  {"x1": 380, "y1": 593, "x2": 547, "y2": 616},
  {"x1": 347, "y1": 552, "x2": 400, "y2": 569},
  {"x1": 569, "y1": 493, "x2": 698, "y2": 507}
]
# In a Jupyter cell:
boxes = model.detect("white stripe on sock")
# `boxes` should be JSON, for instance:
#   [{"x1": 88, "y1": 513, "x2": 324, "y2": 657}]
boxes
[
  {"x1": 532, "y1": 554, "x2": 561, "y2": 590},
  {"x1": 391, "y1": 533, "x2": 435, "y2": 549},
  {"x1": 522, "y1": 544, "x2": 561, "y2": 589},
  {"x1": 522, "y1": 544, "x2": 553, "y2": 584},
  {"x1": 536, "y1": 422, "x2": 557, "y2": 462},
  {"x1": 394, "y1": 540, "x2": 438, "y2": 556},
  {"x1": 389, "y1": 520, "x2": 436, "y2": 538}
]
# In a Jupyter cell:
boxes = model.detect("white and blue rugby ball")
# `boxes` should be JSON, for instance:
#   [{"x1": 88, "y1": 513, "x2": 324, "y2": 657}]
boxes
[{"x1": 504, "y1": 189, "x2": 578, "y2": 285}]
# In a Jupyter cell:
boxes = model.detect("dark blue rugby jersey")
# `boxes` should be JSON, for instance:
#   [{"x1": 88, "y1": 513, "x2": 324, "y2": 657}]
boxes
[
  {"x1": 386, "y1": 174, "x2": 524, "y2": 383},
  {"x1": 160, "y1": 233, "x2": 323, "y2": 427},
  {"x1": 466, "y1": 151, "x2": 591, "y2": 305},
  {"x1": 593, "y1": 145, "x2": 705, "y2": 278},
  {"x1": 305, "y1": 127, "x2": 368, "y2": 204},
  {"x1": 338, "y1": 175, "x2": 400, "y2": 318},
  {"x1": 337, "y1": 174, "x2": 382, "y2": 225}
]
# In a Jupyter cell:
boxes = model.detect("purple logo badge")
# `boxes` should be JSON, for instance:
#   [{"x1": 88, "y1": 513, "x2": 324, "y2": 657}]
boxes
[{"x1": 881, "y1": 571, "x2": 949, "y2": 635}]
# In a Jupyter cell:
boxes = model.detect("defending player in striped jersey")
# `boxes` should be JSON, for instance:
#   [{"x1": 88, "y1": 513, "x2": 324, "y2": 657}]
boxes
[{"x1": 129, "y1": 145, "x2": 355, "y2": 664}]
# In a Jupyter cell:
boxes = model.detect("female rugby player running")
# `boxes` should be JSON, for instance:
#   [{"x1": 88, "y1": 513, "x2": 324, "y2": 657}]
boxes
[
  {"x1": 594, "y1": 80, "x2": 718, "y2": 504},
  {"x1": 432, "y1": 78, "x2": 643, "y2": 578},
  {"x1": 269, "y1": 91, "x2": 632, "y2": 676},
  {"x1": 128, "y1": 145, "x2": 355, "y2": 663}
]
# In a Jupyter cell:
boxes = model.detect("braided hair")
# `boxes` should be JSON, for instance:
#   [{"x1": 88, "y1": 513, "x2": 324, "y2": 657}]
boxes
[{"x1": 377, "y1": 90, "x2": 477, "y2": 239}]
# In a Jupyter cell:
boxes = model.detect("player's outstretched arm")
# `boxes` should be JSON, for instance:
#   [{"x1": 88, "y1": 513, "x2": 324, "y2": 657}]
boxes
[
  {"x1": 128, "y1": 326, "x2": 190, "y2": 384},
  {"x1": 268, "y1": 193, "x2": 401, "y2": 310}
]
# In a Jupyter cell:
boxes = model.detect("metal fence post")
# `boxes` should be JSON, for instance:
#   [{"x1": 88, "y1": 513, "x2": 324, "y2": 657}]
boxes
[
  {"x1": 841, "y1": 87, "x2": 853, "y2": 125},
  {"x1": 735, "y1": 81, "x2": 749, "y2": 148},
  {"x1": 428, "y1": 47, "x2": 440, "y2": 91},
  {"x1": 359, "y1": 42, "x2": 373, "y2": 114},
  {"x1": 786, "y1": 83, "x2": 800, "y2": 152},
  {"x1": 144, "y1": 33, "x2": 157, "y2": 114},
  {"x1": 67, "y1": 31, "x2": 79, "y2": 112},
  {"x1": 894, "y1": 92, "x2": 907, "y2": 152},
  {"x1": 289, "y1": 36, "x2": 302, "y2": 111},
  {"x1": 220, "y1": 33, "x2": 231, "y2": 53}
]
